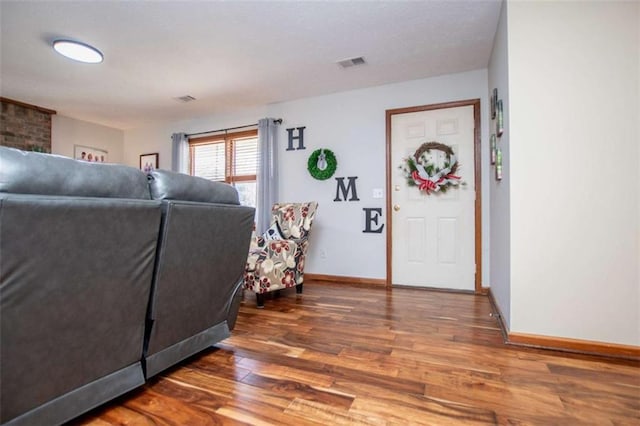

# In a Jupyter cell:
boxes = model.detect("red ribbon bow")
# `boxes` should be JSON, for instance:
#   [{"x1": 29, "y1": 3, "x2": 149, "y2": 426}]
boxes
[{"x1": 411, "y1": 170, "x2": 461, "y2": 194}]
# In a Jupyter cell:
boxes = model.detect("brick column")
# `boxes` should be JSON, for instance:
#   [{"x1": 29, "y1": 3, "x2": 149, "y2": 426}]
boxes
[{"x1": 0, "y1": 97, "x2": 56, "y2": 152}]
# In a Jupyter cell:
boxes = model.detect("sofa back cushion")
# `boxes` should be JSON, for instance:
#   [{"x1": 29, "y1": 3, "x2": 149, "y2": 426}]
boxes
[
  {"x1": 148, "y1": 169, "x2": 239, "y2": 205},
  {"x1": 0, "y1": 146, "x2": 151, "y2": 199}
]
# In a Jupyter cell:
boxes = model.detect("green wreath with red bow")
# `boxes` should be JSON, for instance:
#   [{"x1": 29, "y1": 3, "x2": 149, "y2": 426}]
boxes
[{"x1": 399, "y1": 142, "x2": 465, "y2": 194}]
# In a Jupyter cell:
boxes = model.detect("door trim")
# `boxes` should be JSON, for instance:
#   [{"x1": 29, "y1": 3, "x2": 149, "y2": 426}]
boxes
[{"x1": 385, "y1": 99, "x2": 482, "y2": 293}]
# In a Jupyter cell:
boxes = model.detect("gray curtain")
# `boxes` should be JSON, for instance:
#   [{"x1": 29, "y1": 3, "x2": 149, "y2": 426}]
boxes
[
  {"x1": 256, "y1": 118, "x2": 280, "y2": 233},
  {"x1": 171, "y1": 132, "x2": 189, "y2": 174}
]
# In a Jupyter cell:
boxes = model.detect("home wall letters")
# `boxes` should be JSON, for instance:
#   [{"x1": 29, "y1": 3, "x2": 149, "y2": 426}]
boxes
[
  {"x1": 334, "y1": 176, "x2": 360, "y2": 202},
  {"x1": 363, "y1": 208, "x2": 384, "y2": 233},
  {"x1": 285, "y1": 125, "x2": 385, "y2": 235},
  {"x1": 286, "y1": 127, "x2": 306, "y2": 151}
]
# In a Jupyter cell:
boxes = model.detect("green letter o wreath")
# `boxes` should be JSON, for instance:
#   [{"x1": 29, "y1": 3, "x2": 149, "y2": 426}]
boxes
[{"x1": 307, "y1": 149, "x2": 337, "y2": 180}]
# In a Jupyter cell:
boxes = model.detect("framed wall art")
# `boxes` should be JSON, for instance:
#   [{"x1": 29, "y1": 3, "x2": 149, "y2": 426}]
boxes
[
  {"x1": 496, "y1": 99, "x2": 504, "y2": 137},
  {"x1": 74, "y1": 145, "x2": 108, "y2": 163},
  {"x1": 140, "y1": 153, "x2": 159, "y2": 173},
  {"x1": 490, "y1": 134, "x2": 497, "y2": 165},
  {"x1": 491, "y1": 88, "x2": 498, "y2": 119}
]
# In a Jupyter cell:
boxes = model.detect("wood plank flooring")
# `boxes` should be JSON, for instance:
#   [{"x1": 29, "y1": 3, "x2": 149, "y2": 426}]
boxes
[{"x1": 72, "y1": 281, "x2": 640, "y2": 425}]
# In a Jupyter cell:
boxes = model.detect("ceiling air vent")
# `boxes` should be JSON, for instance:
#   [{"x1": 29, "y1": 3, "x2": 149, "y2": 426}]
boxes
[
  {"x1": 337, "y1": 56, "x2": 366, "y2": 68},
  {"x1": 175, "y1": 95, "x2": 196, "y2": 103}
]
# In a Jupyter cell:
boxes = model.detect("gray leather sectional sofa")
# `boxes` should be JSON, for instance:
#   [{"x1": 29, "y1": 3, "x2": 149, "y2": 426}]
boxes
[{"x1": 0, "y1": 147, "x2": 254, "y2": 425}]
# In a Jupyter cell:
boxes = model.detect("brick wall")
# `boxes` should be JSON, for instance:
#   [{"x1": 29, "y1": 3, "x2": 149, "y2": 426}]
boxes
[{"x1": 0, "y1": 98, "x2": 56, "y2": 152}]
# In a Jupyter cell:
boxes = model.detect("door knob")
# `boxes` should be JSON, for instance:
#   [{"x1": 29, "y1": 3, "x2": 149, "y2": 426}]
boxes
[{"x1": 393, "y1": 204, "x2": 400, "y2": 211}]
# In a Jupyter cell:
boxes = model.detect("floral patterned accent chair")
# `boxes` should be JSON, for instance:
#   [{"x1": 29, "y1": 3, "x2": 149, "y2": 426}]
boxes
[{"x1": 244, "y1": 202, "x2": 318, "y2": 308}]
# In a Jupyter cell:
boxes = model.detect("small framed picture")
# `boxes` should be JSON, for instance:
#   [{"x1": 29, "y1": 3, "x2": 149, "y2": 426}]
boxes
[
  {"x1": 491, "y1": 88, "x2": 498, "y2": 119},
  {"x1": 490, "y1": 134, "x2": 497, "y2": 165},
  {"x1": 496, "y1": 100, "x2": 504, "y2": 137},
  {"x1": 140, "y1": 153, "x2": 159, "y2": 173},
  {"x1": 74, "y1": 145, "x2": 108, "y2": 163}
]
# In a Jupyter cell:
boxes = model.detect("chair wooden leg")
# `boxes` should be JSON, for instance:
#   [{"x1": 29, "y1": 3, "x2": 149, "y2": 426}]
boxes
[
  {"x1": 256, "y1": 293, "x2": 265, "y2": 308},
  {"x1": 296, "y1": 283, "x2": 303, "y2": 294}
]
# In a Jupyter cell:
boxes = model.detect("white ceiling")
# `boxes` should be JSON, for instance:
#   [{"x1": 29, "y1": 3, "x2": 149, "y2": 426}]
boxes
[{"x1": 0, "y1": 1, "x2": 502, "y2": 130}]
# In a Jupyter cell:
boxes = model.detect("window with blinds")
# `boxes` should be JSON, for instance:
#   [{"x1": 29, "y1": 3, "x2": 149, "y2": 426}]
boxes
[
  {"x1": 191, "y1": 143, "x2": 226, "y2": 181},
  {"x1": 189, "y1": 129, "x2": 258, "y2": 207}
]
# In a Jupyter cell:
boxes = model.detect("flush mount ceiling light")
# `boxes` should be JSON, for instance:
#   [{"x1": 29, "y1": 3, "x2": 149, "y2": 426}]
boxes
[{"x1": 53, "y1": 40, "x2": 103, "y2": 64}]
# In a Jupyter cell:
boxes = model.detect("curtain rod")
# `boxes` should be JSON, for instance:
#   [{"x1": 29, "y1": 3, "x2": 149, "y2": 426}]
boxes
[{"x1": 186, "y1": 118, "x2": 282, "y2": 138}]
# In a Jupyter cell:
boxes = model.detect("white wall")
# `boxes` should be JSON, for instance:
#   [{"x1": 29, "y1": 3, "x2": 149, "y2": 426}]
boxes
[
  {"x1": 269, "y1": 71, "x2": 491, "y2": 281},
  {"x1": 123, "y1": 70, "x2": 492, "y2": 283},
  {"x1": 508, "y1": 1, "x2": 639, "y2": 345},
  {"x1": 52, "y1": 115, "x2": 124, "y2": 162},
  {"x1": 488, "y1": 1, "x2": 511, "y2": 329}
]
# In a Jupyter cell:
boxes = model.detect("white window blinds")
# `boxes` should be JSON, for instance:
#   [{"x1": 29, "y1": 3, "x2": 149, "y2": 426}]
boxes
[
  {"x1": 233, "y1": 137, "x2": 258, "y2": 177},
  {"x1": 192, "y1": 142, "x2": 225, "y2": 181}
]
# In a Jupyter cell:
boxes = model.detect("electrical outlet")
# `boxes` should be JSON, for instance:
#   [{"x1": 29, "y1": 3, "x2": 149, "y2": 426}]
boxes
[
  {"x1": 320, "y1": 249, "x2": 327, "y2": 259},
  {"x1": 372, "y1": 188, "x2": 384, "y2": 199}
]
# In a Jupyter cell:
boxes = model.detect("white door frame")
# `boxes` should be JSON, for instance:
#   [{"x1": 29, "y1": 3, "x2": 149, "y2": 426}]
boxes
[{"x1": 385, "y1": 99, "x2": 482, "y2": 293}]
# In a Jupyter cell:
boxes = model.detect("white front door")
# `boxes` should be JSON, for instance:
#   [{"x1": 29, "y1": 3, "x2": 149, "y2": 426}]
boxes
[{"x1": 390, "y1": 105, "x2": 476, "y2": 290}]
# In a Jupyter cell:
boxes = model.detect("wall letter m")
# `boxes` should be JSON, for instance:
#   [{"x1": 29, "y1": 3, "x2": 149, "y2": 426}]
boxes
[{"x1": 334, "y1": 176, "x2": 360, "y2": 202}]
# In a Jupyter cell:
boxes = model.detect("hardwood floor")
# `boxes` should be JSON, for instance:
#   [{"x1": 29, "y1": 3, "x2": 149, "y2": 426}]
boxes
[{"x1": 73, "y1": 281, "x2": 639, "y2": 425}]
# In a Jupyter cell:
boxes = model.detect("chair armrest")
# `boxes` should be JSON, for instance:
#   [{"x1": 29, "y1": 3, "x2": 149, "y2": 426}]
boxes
[{"x1": 288, "y1": 237, "x2": 309, "y2": 255}]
